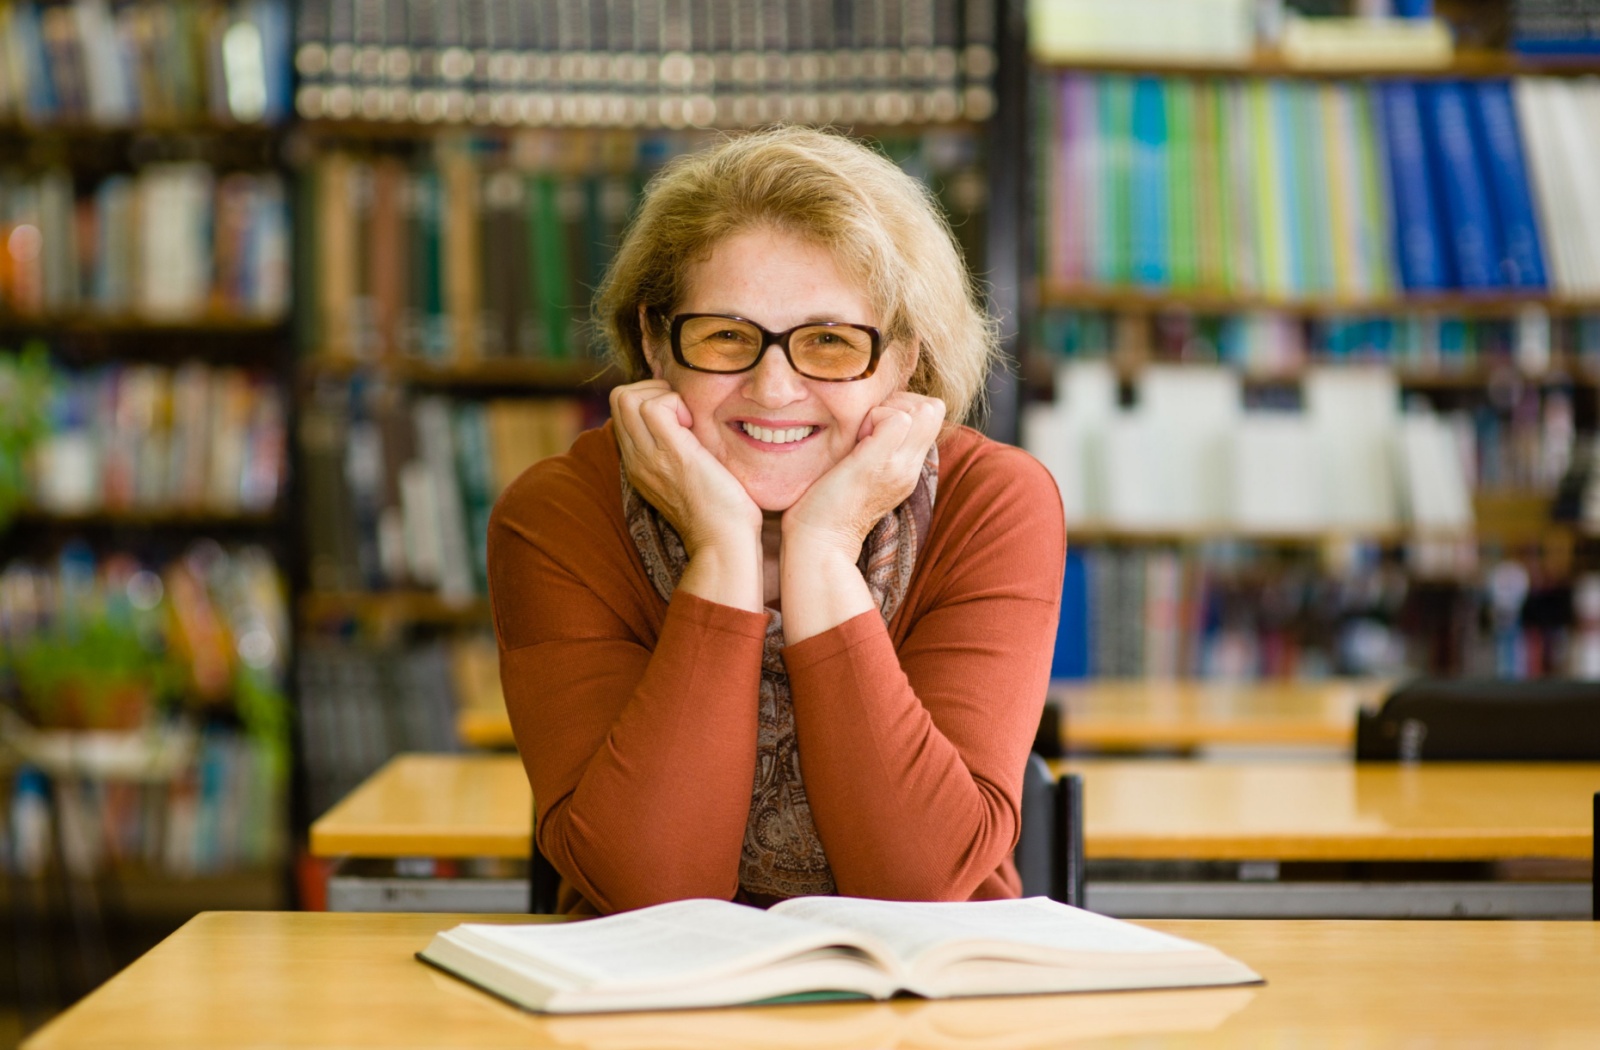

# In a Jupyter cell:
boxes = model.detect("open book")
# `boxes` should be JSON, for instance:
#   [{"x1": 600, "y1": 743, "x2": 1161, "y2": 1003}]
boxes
[{"x1": 417, "y1": 896, "x2": 1262, "y2": 1014}]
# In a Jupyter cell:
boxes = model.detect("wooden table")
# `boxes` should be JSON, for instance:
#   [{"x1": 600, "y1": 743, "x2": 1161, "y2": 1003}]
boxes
[
  {"x1": 455, "y1": 679, "x2": 1388, "y2": 752},
  {"x1": 24, "y1": 911, "x2": 1600, "y2": 1048},
  {"x1": 1051, "y1": 678, "x2": 1385, "y2": 751},
  {"x1": 311, "y1": 754, "x2": 1597, "y2": 917}
]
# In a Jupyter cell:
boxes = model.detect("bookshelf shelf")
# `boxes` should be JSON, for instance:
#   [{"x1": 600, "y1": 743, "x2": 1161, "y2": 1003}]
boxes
[
  {"x1": 0, "y1": 314, "x2": 290, "y2": 336},
  {"x1": 1025, "y1": 355, "x2": 1600, "y2": 390},
  {"x1": 11, "y1": 508, "x2": 282, "y2": 529},
  {"x1": 1065, "y1": 522, "x2": 1569, "y2": 547},
  {"x1": 300, "y1": 356, "x2": 618, "y2": 391},
  {"x1": 0, "y1": 120, "x2": 285, "y2": 139},
  {"x1": 1032, "y1": 49, "x2": 1600, "y2": 80},
  {"x1": 1037, "y1": 285, "x2": 1600, "y2": 318},
  {"x1": 298, "y1": 591, "x2": 493, "y2": 627}
]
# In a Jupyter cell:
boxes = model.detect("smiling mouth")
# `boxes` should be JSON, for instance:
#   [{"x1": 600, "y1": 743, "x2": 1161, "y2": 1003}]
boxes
[{"x1": 738, "y1": 422, "x2": 817, "y2": 445}]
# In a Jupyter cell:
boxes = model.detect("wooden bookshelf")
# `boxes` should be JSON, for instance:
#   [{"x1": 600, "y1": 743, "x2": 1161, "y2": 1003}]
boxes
[
  {"x1": 1032, "y1": 48, "x2": 1600, "y2": 80},
  {"x1": 0, "y1": 120, "x2": 284, "y2": 138},
  {"x1": 299, "y1": 591, "x2": 494, "y2": 627},
  {"x1": 300, "y1": 355, "x2": 619, "y2": 391},
  {"x1": 1038, "y1": 285, "x2": 1600, "y2": 318},
  {"x1": 1025, "y1": 355, "x2": 1600, "y2": 390}
]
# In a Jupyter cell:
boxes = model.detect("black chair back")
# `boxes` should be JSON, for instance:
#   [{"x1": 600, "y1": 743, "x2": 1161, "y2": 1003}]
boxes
[
  {"x1": 1356, "y1": 678, "x2": 1600, "y2": 762},
  {"x1": 1014, "y1": 753, "x2": 1086, "y2": 908}
]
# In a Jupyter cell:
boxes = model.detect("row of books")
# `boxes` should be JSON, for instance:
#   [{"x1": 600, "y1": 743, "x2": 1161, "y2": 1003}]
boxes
[
  {"x1": 293, "y1": 0, "x2": 998, "y2": 127},
  {"x1": 299, "y1": 381, "x2": 590, "y2": 598},
  {"x1": 6, "y1": 730, "x2": 284, "y2": 877},
  {"x1": 296, "y1": 636, "x2": 462, "y2": 819},
  {"x1": 1052, "y1": 545, "x2": 1577, "y2": 682},
  {"x1": 0, "y1": 0, "x2": 291, "y2": 127},
  {"x1": 0, "y1": 165, "x2": 291, "y2": 322},
  {"x1": 305, "y1": 149, "x2": 620, "y2": 363},
  {"x1": 1040, "y1": 74, "x2": 1571, "y2": 299},
  {"x1": 1024, "y1": 361, "x2": 1488, "y2": 534},
  {"x1": 1514, "y1": 0, "x2": 1600, "y2": 55},
  {"x1": 0, "y1": 541, "x2": 291, "y2": 709},
  {"x1": 18, "y1": 356, "x2": 286, "y2": 518},
  {"x1": 1514, "y1": 77, "x2": 1600, "y2": 297},
  {"x1": 302, "y1": 130, "x2": 983, "y2": 364},
  {"x1": 1039, "y1": 310, "x2": 1600, "y2": 377}
]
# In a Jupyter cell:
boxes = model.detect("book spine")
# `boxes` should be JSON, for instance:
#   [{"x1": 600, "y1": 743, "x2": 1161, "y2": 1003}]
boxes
[
  {"x1": 1472, "y1": 79, "x2": 1548, "y2": 290},
  {"x1": 1421, "y1": 79, "x2": 1502, "y2": 290},
  {"x1": 1377, "y1": 80, "x2": 1448, "y2": 292}
]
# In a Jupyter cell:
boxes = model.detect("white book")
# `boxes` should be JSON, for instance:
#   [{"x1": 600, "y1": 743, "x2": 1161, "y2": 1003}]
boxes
[
  {"x1": 418, "y1": 897, "x2": 1261, "y2": 1015},
  {"x1": 1398, "y1": 412, "x2": 1474, "y2": 533},
  {"x1": 1137, "y1": 365, "x2": 1241, "y2": 528},
  {"x1": 1230, "y1": 413, "x2": 1322, "y2": 533},
  {"x1": 1303, "y1": 366, "x2": 1400, "y2": 530}
]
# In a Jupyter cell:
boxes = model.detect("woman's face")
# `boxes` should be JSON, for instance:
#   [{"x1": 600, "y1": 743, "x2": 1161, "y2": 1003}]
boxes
[{"x1": 646, "y1": 227, "x2": 908, "y2": 513}]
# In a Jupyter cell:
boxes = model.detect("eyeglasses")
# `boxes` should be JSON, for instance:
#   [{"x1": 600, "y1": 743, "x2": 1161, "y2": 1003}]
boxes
[{"x1": 668, "y1": 313, "x2": 882, "y2": 382}]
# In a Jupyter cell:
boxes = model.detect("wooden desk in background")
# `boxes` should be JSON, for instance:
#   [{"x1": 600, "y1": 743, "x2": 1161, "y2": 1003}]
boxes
[
  {"x1": 311, "y1": 754, "x2": 1597, "y2": 917},
  {"x1": 309, "y1": 753, "x2": 531, "y2": 912},
  {"x1": 456, "y1": 679, "x2": 1388, "y2": 753},
  {"x1": 25, "y1": 911, "x2": 1600, "y2": 1048}
]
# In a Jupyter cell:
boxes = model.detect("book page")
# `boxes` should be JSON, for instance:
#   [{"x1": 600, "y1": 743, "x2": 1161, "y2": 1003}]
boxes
[
  {"x1": 454, "y1": 898, "x2": 887, "y2": 989},
  {"x1": 771, "y1": 897, "x2": 1220, "y2": 965}
]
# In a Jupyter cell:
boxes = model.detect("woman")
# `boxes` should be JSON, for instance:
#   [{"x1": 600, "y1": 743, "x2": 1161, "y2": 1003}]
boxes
[{"x1": 488, "y1": 126, "x2": 1065, "y2": 916}]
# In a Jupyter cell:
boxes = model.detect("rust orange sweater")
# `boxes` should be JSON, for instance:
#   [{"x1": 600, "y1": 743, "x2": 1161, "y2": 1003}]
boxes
[{"x1": 487, "y1": 420, "x2": 1065, "y2": 915}]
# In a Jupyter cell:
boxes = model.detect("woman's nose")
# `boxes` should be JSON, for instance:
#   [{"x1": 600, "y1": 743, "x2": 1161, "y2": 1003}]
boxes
[{"x1": 744, "y1": 342, "x2": 807, "y2": 404}]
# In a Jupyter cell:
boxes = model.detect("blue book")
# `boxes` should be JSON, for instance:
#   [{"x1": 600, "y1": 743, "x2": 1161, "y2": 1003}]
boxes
[
  {"x1": 1052, "y1": 549, "x2": 1091, "y2": 680},
  {"x1": 1129, "y1": 76, "x2": 1170, "y2": 287},
  {"x1": 1420, "y1": 81, "x2": 1502, "y2": 289},
  {"x1": 1377, "y1": 81, "x2": 1449, "y2": 291},
  {"x1": 1392, "y1": 0, "x2": 1434, "y2": 16},
  {"x1": 1469, "y1": 80, "x2": 1548, "y2": 289}
]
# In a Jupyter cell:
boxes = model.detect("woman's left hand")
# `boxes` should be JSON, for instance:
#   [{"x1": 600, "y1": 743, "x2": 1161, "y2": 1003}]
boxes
[{"x1": 782, "y1": 391, "x2": 946, "y2": 560}]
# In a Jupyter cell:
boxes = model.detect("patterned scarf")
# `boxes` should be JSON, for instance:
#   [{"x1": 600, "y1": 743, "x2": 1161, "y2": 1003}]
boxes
[{"x1": 620, "y1": 445, "x2": 939, "y2": 903}]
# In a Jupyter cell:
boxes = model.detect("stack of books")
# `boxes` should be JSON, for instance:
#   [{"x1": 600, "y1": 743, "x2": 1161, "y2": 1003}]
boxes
[{"x1": 293, "y1": 0, "x2": 996, "y2": 127}]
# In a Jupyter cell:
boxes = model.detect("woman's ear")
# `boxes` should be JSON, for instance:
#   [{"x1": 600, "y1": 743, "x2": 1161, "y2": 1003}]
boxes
[
  {"x1": 638, "y1": 305, "x2": 665, "y2": 380},
  {"x1": 897, "y1": 337, "x2": 921, "y2": 389}
]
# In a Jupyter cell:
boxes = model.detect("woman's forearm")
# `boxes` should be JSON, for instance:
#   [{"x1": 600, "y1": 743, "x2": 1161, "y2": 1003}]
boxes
[{"x1": 777, "y1": 533, "x2": 876, "y2": 645}]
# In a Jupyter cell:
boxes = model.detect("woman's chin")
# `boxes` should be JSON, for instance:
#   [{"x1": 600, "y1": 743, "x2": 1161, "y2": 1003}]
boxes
[{"x1": 740, "y1": 479, "x2": 813, "y2": 515}]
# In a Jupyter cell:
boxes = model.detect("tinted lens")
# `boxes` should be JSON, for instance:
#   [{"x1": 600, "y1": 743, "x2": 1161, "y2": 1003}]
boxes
[
  {"x1": 677, "y1": 316, "x2": 764, "y2": 372},
  {"x1": 790, "y1": 325, "x2": 875, "y2": 379}
]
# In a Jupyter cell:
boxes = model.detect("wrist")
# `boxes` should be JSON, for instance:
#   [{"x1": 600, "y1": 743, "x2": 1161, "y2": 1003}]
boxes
[
  {"x1": 680, "y1": 539, "x2": 763, "y2": 613},
  {"x1": 779, "y1": 518, "x2": 865, "y2": 568}
]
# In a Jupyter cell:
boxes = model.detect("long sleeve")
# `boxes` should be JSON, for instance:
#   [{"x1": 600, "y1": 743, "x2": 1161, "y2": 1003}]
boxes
[
  {"x1": 488, "y1": 426, "x2": 769, "y2": 914},
  {"x1": 782, "y1": 436, "x2": 1066, "y2": 901}
]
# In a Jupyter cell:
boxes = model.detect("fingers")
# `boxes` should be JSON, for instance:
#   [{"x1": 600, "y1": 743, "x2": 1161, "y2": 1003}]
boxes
[{"x1": 610, "y1": 379, "x2": 680, "y2": 455}]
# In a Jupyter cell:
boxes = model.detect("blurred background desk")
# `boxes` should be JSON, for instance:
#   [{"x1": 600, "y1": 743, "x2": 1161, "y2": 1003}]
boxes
[{"x1": 311, "y1": 754, "x2": 1596, "y2": 918}]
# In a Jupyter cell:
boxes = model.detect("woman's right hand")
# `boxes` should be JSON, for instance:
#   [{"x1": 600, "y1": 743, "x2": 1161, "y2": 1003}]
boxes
[{"x1": 610, "y1": 379, "x2": 763, "y2": 563}]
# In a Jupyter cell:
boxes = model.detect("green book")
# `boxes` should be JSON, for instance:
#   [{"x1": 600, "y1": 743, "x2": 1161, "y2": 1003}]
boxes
[
  {"x1": 1166, "y1": 78, "x2": 1199, "y2": 291},
  {"x1": 451, "y1": 401, "x2": 495, "y2": 595},
  {"x1": 1292, "y1": 83, "x2": 1334, "y2": 297},
  {"x1": 409, "y1": 170, "x2": 446, "y2": 361},
  {"x1": 529, "y1": 173, "x2": 571, "y2": 360},
  {"x1": 1097, "y1": 75, "x2": 1133, "y2": 286}
]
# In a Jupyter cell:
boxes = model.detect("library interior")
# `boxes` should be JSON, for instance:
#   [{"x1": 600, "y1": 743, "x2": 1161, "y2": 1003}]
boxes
[{"x1": 2, "y1": 0, "x2": 1599, "y2": 1046}]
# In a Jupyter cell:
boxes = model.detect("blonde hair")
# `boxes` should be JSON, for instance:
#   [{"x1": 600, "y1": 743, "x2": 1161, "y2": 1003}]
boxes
[{"x1": 593, "y1": 126, "x2": 999, "y2": 425}]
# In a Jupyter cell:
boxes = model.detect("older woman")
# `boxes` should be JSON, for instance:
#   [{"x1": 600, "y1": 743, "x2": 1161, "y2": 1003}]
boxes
[{"x1": 487, "y1": 126, "x2": 1064, "y2": 916}]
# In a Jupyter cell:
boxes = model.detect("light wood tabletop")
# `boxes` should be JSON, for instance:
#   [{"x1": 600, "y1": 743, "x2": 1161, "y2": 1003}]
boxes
[
  {"x1": 24, "y1": 911, "x2": 1600, "y2": 1048},
  {"x1": 1057, "y1": 758, "x2": 1600, "y2": 861},
  {"x1": 309, "y1": 752, "x2": 532, "y2": 859},
  {"x1": 455, "y1": 678, "x2": 1389, "y2": 752},
  {"x1": 310, "y1": 753, "x2": 1598, "y2": 863},
  {"x1": 1050, "y1": 678, "x2": 1386, "y2": 750}
]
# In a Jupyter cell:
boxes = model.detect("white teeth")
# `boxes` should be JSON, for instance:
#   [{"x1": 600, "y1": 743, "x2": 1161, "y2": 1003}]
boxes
[{"x1": 741, "y1": 422, "x2": 815, "y2": 445}]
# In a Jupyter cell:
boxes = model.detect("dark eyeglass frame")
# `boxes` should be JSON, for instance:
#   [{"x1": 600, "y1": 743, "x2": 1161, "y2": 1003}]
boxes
[{"x1": 667, "y1": 312, "x2": 883, "y2": 382}]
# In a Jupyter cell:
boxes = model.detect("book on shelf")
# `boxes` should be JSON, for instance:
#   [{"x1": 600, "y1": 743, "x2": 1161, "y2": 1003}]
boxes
[
  {"x1": 1028, "y1": 0, "x2": 1256, "y2": 67},
  {"x1": 418, "y1": 896, "x2": 1261, "y2": 1015},
  {"x1": 294, "y1": 0, "x2": 992, "y2": 127},
  {"x1": 0, "y1": 165, "x2": 290, "y2": 323},
  {"x1": 0, "y1": 0, "x2": 291, "y2": 127}
]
